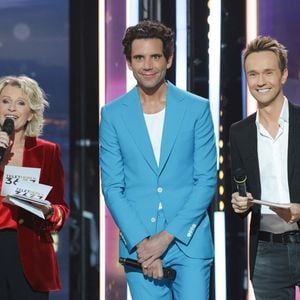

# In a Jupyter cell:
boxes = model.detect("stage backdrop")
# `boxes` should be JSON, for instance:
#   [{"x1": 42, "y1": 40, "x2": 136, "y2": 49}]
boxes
[
  {"x1": 259, "y1": 0, "x2": 300, "y2": 106},
  {"x1": 104, "y1": 0, "x2": 128, "y2": 299},
  {"x1": 0, "y1": 1, "x2": 70, "y2": 299}
]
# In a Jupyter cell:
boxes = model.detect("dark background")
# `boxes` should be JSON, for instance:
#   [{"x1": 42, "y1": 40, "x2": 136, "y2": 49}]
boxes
[{"x1": 5, "y1": 0, "x2": 300, "y2": 299}]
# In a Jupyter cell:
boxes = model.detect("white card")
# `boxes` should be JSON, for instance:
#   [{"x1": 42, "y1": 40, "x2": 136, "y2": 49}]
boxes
[
  {"x1": 10, "y1": 181, "x2": 52, "y2": 204},
  {"x1": 4, "y1": 197, "x2": 46, "y2": 219},
  {"x1": 1, "y1": 165, "x2": 41, "y2": 196}
]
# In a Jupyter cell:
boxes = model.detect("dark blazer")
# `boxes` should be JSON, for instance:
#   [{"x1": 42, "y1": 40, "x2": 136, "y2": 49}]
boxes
[
  {"x1": 2, "y1": 137, "x2": 69, "y2": 291},
  {"x1": 229, "y1": 101, "x2": 300, "y2": 279}
]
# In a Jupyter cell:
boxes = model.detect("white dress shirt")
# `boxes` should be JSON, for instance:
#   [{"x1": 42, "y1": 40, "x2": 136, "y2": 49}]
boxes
[
  {"x1": 144, "y1": 108, "x2": 165, "y2": 211},
  {"x1": 256, "y1": 98, "x2": 298, "y2": 233},
  {"x1": 144, "y1": 108, "x2": 165, "y2": 166}
]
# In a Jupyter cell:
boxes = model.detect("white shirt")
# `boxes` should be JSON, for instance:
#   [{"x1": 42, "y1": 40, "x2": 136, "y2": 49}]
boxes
[
  {"x1": 256, "y1": 98, "x2": 298, "y2": 233},
  {"x1": 144, "y1": 108, "x2": 165, "y2": 166},
  {"x1": 144, "y1": 108, "x2": 165, "y2": 211}
]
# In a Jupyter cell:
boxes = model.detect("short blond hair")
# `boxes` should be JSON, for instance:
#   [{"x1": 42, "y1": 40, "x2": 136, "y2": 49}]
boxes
[
  {"x1": 242, "y1": 36, "x2": 288, "y2": 73},
  {"x1": 0, "y1": 75, "x2": 49, "y2": 137}
]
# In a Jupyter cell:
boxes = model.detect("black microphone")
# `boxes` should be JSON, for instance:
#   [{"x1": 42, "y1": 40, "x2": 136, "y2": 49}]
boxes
[
  {"x1": 233, "y1": 168, "x2": 247, "y2": 197},
  {"x1": 119, "y1": 257, "x2": 177, "y2": 281},
  {"x1": 0, "y1": 118, "x2": 14, "y2": 162}
]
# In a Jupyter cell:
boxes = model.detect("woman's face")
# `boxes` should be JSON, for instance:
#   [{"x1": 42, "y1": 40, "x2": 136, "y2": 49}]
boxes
[{"x1": 0, "y1": 84, "x2": 33, "y2": 133}]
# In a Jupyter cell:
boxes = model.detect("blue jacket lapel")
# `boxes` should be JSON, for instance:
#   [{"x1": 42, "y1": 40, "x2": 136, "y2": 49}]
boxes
[
  {"x1": 121, "y1": 87, "x2": 159, "y2": 174},
  {"x1": 159, "y1": 82, "x2": 187, "y2": 174}
]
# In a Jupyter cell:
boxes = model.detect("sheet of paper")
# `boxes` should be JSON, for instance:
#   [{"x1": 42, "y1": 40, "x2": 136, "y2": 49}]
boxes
[
  {"x1": 4, "y1": 181, "x2": 52, "y2": 219},
  {"x1": 1, "y1": 166, "x2": 52, "y2": 219},
  {"x1": 1, "y1": 165, "x2": 41, "y2": 196},
  {"x1": 251, "y1": 199, "x2": 291, "y2": 209},
  {"x1": 10, "y1": 181, "x2": 52, "y2": 204},
  {"x1": 4, "y1": 197, "x2": 45, "y2": 219}
]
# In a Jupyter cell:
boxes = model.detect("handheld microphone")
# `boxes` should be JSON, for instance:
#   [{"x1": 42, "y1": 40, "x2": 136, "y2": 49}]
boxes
[
  {"x1": 119, "y1": 257, "x2": 177, "y2": 281},
  {"x1": 233, "y1": 168, "x2": 247, "y2": 197},
  {"x1": 0, "y1": 118, "x2": 15, "y2": 162}
]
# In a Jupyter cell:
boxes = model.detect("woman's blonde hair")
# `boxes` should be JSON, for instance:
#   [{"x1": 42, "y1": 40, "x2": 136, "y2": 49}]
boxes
[{"x1": 0, "y1": 75, "x2": 49, "y2": 137}]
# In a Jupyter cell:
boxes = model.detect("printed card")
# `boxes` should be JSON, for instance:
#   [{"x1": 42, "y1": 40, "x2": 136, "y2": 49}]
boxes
[{"x1": 1, "y1": 165, "x2": 41, "y2": 196}]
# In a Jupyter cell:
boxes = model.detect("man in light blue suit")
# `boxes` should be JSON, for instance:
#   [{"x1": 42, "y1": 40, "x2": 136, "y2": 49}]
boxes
[{"x1": 100, "y1": 20, "x2": 217, "y2": 299}]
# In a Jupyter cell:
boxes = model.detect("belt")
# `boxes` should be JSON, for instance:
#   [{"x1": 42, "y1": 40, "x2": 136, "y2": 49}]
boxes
[{"x1": 258, "y1": 230, "x2": 300, "y2": 243}]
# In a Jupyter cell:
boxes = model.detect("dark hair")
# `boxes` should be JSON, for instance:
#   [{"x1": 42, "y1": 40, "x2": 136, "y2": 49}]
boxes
[
  {"x1": 242, "y1": 36, "x2": 288, "y2": 73},
  {"x1": 122, "y1": 20, "x2": 175, "y2": 61}
]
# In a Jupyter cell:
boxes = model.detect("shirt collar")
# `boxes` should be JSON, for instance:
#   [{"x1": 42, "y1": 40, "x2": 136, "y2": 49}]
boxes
[{"x1": 255, "y1": 97, "x2": 289, "y2": 126}]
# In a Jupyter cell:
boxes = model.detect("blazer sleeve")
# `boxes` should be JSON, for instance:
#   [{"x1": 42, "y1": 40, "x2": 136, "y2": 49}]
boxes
[
  {"x1": 42, "y1": 143, "x2": 69, "y2": 231},
  {"x1": 100, "y1": 106, "x2": 150, "y2": 252},
  {"x1": 23, "y1": 140, "x2": 70, "y2": 232},
  {"x1": 229, "y1": 123, "x2": 252, "y2": 218},
  {"x1": 229, "y1": 124, "x2": 243, "y2": 192},
  {"x1": 17, "y1": 139, "x2": 69, "y2": 292},
  {"x1": 165, "y1": 101, "x2": 217, "y2": 245}
]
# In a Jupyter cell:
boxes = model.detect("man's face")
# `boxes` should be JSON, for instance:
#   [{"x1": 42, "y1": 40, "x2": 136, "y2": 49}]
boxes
[
  {"x1": 244, "y1": 50, "x2": 288, "y2": 107},
  {"x1": 126, "y1": 38, "x2": 173, "y2": 92}
]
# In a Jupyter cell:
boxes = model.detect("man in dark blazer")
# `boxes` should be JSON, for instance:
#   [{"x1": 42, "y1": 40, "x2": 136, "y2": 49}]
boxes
[{"x1": 230, "y1": 36, "x2": 300, "y2": 300}]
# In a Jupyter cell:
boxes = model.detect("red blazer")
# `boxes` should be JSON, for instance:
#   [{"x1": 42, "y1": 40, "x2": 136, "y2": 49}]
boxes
[{"x1": 12, "y1": 137, "x2": 69, "y2": 292}]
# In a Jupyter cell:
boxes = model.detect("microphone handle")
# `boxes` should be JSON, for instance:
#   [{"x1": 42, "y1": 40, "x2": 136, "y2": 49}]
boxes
[
  {"x1": 119, "y1": 257, "x2": 176, "y2": 281},
  {"x1": 0, "y1": 147, "x2": 6, "y2": 162},
  {"x1": 237, "y1": 182, "x2": 247, "y2": 197},
  {"x1": 0, "y1": 118, "x2": 15, "y2": 162}
]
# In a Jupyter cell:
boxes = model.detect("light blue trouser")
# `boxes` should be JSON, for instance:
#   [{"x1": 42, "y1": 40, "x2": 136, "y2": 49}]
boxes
[{"x1": 125, "y1": 209, "x2": 213, "y2": 300}]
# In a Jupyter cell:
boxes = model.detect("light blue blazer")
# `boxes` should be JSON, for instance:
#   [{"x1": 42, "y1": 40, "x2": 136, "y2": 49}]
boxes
[{"x1": 100, "y1": 81, "x2": 217, "y2": 260}]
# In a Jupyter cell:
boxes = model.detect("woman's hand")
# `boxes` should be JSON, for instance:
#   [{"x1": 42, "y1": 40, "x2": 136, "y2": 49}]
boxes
[
  {"x1": 31, "y1": 202, "x2": 54, "y2": 219},
  {"x1": 0, "y1": 131, "x2": 11, "y2": 149}
]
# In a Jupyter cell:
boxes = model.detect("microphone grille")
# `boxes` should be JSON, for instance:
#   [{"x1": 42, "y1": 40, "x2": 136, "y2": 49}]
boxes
[
  {"x1": 234, "y1": 168, "x2": 247, "y2": 183},
  {"x1": 2, "y1": 118, "x2": 14, "y2": 135}
]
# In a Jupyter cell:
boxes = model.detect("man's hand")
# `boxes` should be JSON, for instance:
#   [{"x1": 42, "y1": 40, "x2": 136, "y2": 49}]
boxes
[
  {"x1": 231, "y1": 192, "x2": 253, "y2": 213},
  {"x1": 271, "y1": 203, "x2": 300, "y2": 224},
  {"x1": 141, "y1": 258, "x2": 164, "y2": 280},
  {"x1": 137, "y1": 230, "x2": 174, "y2": 268}
]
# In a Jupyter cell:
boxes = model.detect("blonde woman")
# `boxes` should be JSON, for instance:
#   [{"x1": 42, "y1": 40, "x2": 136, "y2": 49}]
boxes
[{"x1": 0, "y1": 75, "x2": 69, "y2": 300}]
